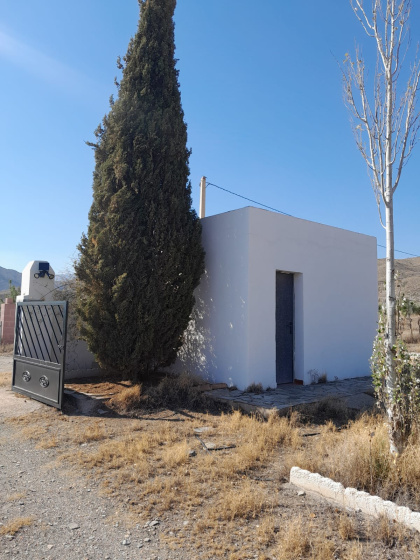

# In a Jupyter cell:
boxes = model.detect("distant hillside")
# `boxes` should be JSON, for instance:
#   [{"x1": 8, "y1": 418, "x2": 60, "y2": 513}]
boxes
[
  {"x1": 378, "y1": 257, "x2": 420, "y2": 303},
  {"x1": 0, "y1": 266, "x2": 21, "y2": 292}
]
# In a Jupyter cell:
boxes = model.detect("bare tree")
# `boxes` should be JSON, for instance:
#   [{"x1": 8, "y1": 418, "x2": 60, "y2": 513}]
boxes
[{"x1": 343, "y1": 0, "x2": 420, "y2": 455}]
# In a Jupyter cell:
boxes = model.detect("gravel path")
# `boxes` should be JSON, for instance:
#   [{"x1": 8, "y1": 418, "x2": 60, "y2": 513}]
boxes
[
  {"x1": 0, "y1": 354, "x2": 13, "y2": 374},
  {"x1": 0, "y1": 420, "x2": 170, "y2": 560}
]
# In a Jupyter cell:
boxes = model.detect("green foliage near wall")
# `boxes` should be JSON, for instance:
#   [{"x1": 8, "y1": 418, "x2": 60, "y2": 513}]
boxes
[{"x1": 75, "y1": 0, "x2": 204, "y2": 379}]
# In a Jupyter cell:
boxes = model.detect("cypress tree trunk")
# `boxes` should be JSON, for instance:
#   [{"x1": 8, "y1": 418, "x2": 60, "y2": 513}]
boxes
[{"x1": 75, "y1": 0, "x2": 205, "y2": 379}]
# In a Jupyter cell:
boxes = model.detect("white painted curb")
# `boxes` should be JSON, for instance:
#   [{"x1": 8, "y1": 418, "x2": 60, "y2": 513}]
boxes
[{"x1": 290, "y1": 466, "x2": 420, "y2": 533}]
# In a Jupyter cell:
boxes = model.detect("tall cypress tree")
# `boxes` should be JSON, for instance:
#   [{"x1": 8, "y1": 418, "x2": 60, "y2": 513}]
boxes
[{"x1": 75, "y1": 0, "x2": 205, "y2": 378}]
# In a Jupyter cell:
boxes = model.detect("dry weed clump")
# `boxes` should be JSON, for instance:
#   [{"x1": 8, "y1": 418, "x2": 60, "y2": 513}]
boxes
[
  {"x1": 36, "y1": 437, "x2": 58, "y2": 449},
  {"x1": 0, "y1": 371, "x2": 10, "y2": 387},
  {"x1": 108, "y1": 373, "x2": 216, "y2": 414},
  {"x1": 337, "y1": 513, "x2": 357, "y2": 541},
  {"x1": 368, "y1": 514, "x2": 410, "y2": 548},
  {"x1": 72, "y1": 421, "x2": 107, "y2": 444},
  {"x1": 108, "y1": 384, "x2": 142, "y2": 413},
  {"x1": 256, "y1": 516, "x2": 278, "y2": 547},
  {"x1": 297, "y1": 396, "x2": 357, "y2": 426},
  {"x1": 208, "y1": 481, "x2": 269, "y2": 521},
  {"x1": 219, "y1": 410, "x2": 301, "y2": 464},
  {"x1": 144, "y1": 373, "x2": 213, "y2": 411},
  {"x1": 0, "y1": 516, "x2": 34, "y2": 536},
  {"x1": 6, "y1": 492, "x2": 26, "y2": 502},
  {"x1": 0, "y1": 343, "x2": 13, "y2": 354},
  {"x1": 275, "y1": 516, "x2": 311, "y2": 559},
  {"x1": 275, "y1": 515, "x2": 337, "y2": 560}
]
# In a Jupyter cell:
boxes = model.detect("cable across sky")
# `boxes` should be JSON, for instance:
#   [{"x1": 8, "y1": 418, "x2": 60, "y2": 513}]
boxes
[{"x1": 206, "y1": 180, "x2": 420, "y2": 259}]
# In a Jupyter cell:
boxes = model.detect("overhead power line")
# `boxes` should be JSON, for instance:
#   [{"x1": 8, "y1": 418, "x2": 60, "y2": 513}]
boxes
[
  {"x1": 205, "y1": 180, "x2": 420, "y2": 259},
  {"x1": 206, "y1": 182, "x2": 292, "y2": 216},
  {"x1": 377, "y1": 244, "x2": 420, "y2": 258}
]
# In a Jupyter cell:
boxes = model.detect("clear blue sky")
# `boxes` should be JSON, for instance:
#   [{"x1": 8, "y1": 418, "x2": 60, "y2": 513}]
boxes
[{"x1": 1, "y1": 0, "x2": 419, "y2": 275}]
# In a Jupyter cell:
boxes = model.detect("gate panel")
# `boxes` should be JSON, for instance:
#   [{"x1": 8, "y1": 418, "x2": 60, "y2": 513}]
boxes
[{"x1": 12, "y1": 301, "x2": 68, "y2": 409}]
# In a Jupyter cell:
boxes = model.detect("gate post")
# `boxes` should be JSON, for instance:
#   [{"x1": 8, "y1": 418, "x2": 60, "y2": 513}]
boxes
[
  {"x1": 17, "y1": 261, "x2": 55, "y2": 303},
  {"x1": 1, "y1": 298, "x2": 16, "y2": 344}
]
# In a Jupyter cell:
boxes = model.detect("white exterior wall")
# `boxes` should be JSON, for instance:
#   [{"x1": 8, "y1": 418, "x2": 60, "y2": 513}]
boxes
[
  {"x1": 247, "y1": 208, "x2": 377, "y2": 387},
  {"x1": 176, "y1": 207, "x2": 377, "y2": 390}
]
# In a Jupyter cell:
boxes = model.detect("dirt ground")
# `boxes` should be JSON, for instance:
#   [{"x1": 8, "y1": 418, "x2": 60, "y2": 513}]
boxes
[{"x1": 1, "y1": 370, "x2": 420, "y2": 559}]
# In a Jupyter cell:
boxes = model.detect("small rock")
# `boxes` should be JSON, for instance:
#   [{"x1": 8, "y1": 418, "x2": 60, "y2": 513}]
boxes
[
  {"x1": 204, "y1": 442, "x2": 216, "y2": 450},
  {"x1": 188, "y1": 449, "x2": 196, "y2": 457},
  {"x1": 137, "y1": 544, "x2": 143, "y2": 548},
  {"x1": 149, "y1": 520, "x2": 159, "y2": 527},
  {"x1": 297, "y1": 490, "x2": 306, "y2": 497},
  {"x1": 144, "y1": 537, "x2": 151, "y2": 542},
  {"x1": 47, "y1": 545, "x2": 54, "y2": 550},
  {"x1": 183, "y1": 520, "x2": 189, "y2": 526},
  {"x1": 68, "y1": 523, "x2": 80, "y2": 530},
  {"x1": 193, "y1": 427, "x2": 211, "y2": 434},
  {"x1": 122, "y1": 539, "x2": 130, "y2": 546}
]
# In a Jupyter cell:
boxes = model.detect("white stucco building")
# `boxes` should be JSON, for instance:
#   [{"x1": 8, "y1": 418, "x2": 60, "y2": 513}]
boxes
[{"x1": 176, "y1": 207, "x2": 377, "y2": 389}]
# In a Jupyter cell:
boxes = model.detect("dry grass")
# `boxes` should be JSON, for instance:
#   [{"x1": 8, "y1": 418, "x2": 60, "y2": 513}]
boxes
[
  {"x1": 7, "y1": 373, "x2": 420, "y2": 559},
  {"x1": 108, "y1": 384, "x2": 142, "y2": 413},
  {"x1": 288, "y1": 413, "x2": 420, "y2": 509},
  {"x1": 256, "y1": 516, "x2": 278, "y2": 547},
  {"x1": 36, "y1": 437, "x2": 58, "y2": 449},
  {"x1": 208, "y1": 481, "x2": 269, "y2": 521},
  {"x1": 368, "y1": 514, "x2": 409, "y2": 547},
  {"x1": 276, "y1": 516, "x2": 311, "y2": 559},
  {"x1": 275, "y1": 516, "x2": 336, "y2": 560},
  {"x1": 0, "y1": 371, "x2": 11, "y2": 387},
  {"x1": 337, "y1": 513, "x2": 358, "y2": 540},
  {"x1": 0, "y1": 343, "x2": 13, "y2": 354},
  {"x1": 343, "y1": 542, "x2": 364, "y2": 560},
  {"x1": 6, "y1": 492, "x2": 26, "y2": 502},
  {"x1": 109, "y1": 372, "x2": 219, "y2": 414},
  {"x1": 246, "y1": 382, "x2": 264, "y2": 394},
  {"x1": 0, "y1": 516, "x2": 34, "y2": 536},
  {"x1": 296, "y1": 396, "x2": 357, "y2": 427},
  {"x1": 72, "y1": 421, "x2": 107, "y2": 444}
]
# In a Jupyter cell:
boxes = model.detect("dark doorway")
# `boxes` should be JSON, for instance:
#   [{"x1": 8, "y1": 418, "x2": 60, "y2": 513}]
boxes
[{"x1": 276, "y1": 272, "x2": 294, "y2": 384}]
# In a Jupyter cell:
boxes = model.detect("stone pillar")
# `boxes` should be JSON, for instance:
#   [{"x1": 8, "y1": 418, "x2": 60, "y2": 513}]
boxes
[
  {"x1": 17, "y1": 261, "x2": 55, "y2": 303},
  {"x1": 1, "y1": 298, "x2": 16, "y2": 345}
]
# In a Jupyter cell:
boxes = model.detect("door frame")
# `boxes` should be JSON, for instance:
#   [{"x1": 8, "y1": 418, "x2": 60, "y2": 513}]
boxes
[{"x1": 275, "y1": 271, "x2": 295, "y2": 385}]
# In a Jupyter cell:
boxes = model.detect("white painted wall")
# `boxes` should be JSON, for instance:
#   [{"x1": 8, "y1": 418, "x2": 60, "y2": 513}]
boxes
[
  {"x1": 176, "y1": 207, "x2": 377, "y2": 390},
  {"x1": 17, "y1": 261, "x2": 55, "y2": 302}
]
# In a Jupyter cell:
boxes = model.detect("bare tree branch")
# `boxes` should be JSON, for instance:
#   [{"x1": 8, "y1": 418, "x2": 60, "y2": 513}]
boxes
[{"x1": 343, "y1": 0, "x2": 420, "y2": 455}]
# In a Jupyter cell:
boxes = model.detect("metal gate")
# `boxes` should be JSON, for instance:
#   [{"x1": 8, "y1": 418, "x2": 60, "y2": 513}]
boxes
[{"x1": 12, "y1": 301, "x2": 68, "y2": 409}]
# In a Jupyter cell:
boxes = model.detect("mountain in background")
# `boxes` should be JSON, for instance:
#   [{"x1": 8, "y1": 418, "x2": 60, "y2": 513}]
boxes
[
  {"x1": 0, "y1": 266, "x2": 21, "y2": 292},
  {"x1": 378, "y1": 257, "x2": 420, "y2": 303}
]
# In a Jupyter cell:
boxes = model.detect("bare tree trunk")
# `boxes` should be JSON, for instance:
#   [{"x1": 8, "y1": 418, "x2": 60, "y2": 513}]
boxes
[
  {"x1": 384, "y1": 200, "x2": 402, "y2": 455},
  {"x1": 344, "y1": 0, "x2": 420, "y2": 455}
]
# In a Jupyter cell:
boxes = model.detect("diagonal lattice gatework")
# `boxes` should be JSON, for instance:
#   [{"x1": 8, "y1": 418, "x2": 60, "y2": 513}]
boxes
[{"x1": 13, "y1": 301, "x2": 68, "y2": 409}]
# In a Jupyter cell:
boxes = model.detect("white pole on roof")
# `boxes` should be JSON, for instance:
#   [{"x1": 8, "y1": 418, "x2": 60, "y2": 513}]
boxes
[{"x1": 199, "y1": 176, "x2": 206, "y2": 219}]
